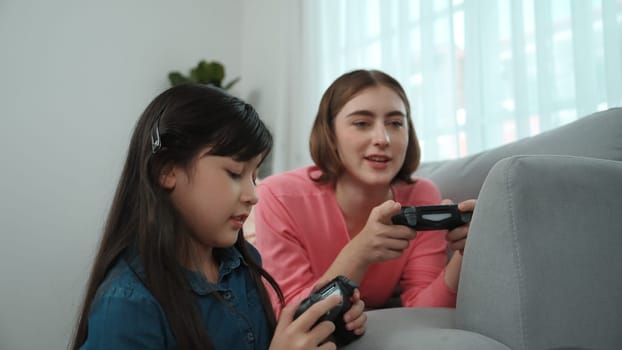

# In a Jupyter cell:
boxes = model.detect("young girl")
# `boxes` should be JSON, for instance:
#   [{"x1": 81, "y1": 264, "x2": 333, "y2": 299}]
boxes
[
  {"x1": 254, "y1": 70, "x2": 476, "y2": 310},
  {"x1": 71, "y1": 84, "x2": 366, "y2": 350}
]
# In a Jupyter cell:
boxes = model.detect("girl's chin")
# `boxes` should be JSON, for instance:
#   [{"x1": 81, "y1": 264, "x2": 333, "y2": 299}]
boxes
[{"x1": 214, "y1": 230, "x2": 241, "y2": 248}]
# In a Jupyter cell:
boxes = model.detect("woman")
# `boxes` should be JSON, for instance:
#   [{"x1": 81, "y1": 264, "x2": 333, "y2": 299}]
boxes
[{"x1": 254, "y1": 70, "x2": 475, "y2": 310}]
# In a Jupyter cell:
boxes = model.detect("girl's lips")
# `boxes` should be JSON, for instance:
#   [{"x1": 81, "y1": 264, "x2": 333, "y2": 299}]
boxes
[{"x1": 230, "y1": 214, "x2": 248, "y2": 229}]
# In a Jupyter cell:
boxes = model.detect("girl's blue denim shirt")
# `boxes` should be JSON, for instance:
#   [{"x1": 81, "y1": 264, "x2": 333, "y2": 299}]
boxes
[{"x1": 80, "y1": 243, "x2": 272, "y2": 349}]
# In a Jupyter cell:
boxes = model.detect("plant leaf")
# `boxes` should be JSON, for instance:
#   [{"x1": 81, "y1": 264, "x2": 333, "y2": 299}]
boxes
[
  {"x1": 222, "y1": 77, "x2": 241, "y2": 90},
  {"x1": 168, "y1": 71, "x2": 191, "y2": 86}
]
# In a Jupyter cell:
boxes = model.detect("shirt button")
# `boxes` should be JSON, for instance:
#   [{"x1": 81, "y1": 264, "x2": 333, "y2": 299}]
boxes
[
  {"x1": 246, "y1": 332, "x2": 254, "y2": 342},
  {"x1": 223, "y1": 291, "x2": 232, "y2": 300}
]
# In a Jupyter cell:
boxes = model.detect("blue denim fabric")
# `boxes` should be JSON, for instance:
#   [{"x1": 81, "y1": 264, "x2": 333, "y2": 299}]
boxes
[{"x1": 80, "y1": 244, "x2": 272, "y2": 350}]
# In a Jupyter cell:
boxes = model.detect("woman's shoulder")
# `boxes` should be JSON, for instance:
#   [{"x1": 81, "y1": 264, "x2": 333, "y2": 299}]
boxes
[
  {"x1": 258, "y1": 165, "x2": 324, "y2": 196},
  {"x1": 410, "y1": 176, "x2": 440, "y2": 191},
  {"x1": 394, "y1": 176, "x2": 442, "y2": 204}
]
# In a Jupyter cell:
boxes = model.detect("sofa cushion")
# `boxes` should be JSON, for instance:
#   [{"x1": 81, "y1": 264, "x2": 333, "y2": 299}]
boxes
[
  {"x1": 414, "y1": 108, "x2": 622, "y2": 202},
  {"x1": 342, "y1": 308, "x2": 511, "y2": 350}
]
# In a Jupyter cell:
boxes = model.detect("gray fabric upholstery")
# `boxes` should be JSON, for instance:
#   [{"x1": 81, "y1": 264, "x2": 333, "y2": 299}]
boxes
[
  {"x1": 415, "y1": 108, "x2": 622, "y2": 202},
  {"x1": 343, "y1": 308, "x2": 510, "y2": 350},
  {"x1": 456, "y1": 155, "x2": 622, "y2": 350},
  {"x1": 342, "y1": 155, "x2": 622, "y2": 349},
  {"x1": 332, "y1": 111, "x2": 622, "y2": 349}
]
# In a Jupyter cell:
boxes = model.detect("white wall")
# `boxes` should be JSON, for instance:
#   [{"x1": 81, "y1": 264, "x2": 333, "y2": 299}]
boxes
[
  {"x1": 239, "y1": 0, "x2": 319, "y2": 175},
  {"x1": 0, "y1": 1, "x2": 246, "y2": 349}
]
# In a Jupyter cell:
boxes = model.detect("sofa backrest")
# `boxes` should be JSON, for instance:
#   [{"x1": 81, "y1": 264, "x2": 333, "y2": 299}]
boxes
[
  {"x1": 414, "y1": 108, "x2": 622, "y2": 202},
  {"x1": 455, "y1": 155, "x2": 622, "y2": 350}
]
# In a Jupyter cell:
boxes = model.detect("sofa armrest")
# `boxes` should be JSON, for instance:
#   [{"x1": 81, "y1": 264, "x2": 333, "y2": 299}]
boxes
[{"x1": 456, "y1": 155, "x2": 622, "y2": 350}]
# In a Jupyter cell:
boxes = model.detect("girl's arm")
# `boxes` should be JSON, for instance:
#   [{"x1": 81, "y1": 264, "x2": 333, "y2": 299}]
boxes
[{"x1": 80, "y1": 293, "x2": 166, "y2": 349}]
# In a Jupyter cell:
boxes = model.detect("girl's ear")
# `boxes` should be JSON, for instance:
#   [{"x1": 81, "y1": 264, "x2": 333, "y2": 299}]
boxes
[{"x1": 159, "y1": 164, "x2": 177, "y2": 189}]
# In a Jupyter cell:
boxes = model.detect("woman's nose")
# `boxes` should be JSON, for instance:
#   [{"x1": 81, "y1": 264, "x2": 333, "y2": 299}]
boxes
[{"x1": 373, "y1": 125, "x2": 390, "y2": 147}]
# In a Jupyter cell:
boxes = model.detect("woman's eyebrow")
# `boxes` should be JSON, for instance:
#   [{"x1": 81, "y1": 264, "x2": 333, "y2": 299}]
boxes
[
  {"x1": 345, "y1": 109, "x2": 375, "y2": 117},
  {"x1": 385, "y1": 111, "x2": 406, "y2": 118},
  {"x1": 344, "y1": 110, "x2": 405, "y2": 118}
]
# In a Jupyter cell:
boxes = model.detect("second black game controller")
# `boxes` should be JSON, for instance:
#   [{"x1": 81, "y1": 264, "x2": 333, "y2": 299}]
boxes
[
  {"x1": 293, "y1": 275, "x2": 361, "y2": 346},
  {"x1": 391, "y1": 204, "x2": 472, "y2": 230}
]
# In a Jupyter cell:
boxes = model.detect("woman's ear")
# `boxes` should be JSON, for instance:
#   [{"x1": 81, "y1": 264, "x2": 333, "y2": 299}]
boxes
[{"x1": 159, "y1": 164, "x2": 177, "y2": 189}]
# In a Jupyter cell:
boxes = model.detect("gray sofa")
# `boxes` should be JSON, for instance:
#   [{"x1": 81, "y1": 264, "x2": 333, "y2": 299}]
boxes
[{"x1": 344, "y1": 108, "x2": 622, "y2": 350}]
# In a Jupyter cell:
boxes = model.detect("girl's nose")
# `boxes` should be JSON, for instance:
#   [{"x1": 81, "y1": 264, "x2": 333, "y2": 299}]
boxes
[{"x1": 242, "y1": 179, "x2": 259, "y2": 205}]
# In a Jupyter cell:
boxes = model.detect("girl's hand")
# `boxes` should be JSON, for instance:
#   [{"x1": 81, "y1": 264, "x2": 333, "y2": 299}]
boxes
[
  {"x1": 342, "y1": 288, "x2": 366, "y2": 336},
  {"x1": 269, "y1": 295, "x2": 342, "y2": 350},
  {"x1": 443, "y1": 199, "x2": 477, "y2": 254}
]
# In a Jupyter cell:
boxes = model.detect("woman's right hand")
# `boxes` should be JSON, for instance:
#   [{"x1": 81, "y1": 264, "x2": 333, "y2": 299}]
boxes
[
  {"x1": 269, "y1": 295, "x2": 342, "y2": 350},
  {"x1": 348, "y1": 200, "x2": 417, "y2": 266}
]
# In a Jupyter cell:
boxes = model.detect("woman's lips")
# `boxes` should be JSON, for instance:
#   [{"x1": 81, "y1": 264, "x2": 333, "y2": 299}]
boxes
[{"x1": 364, "y1": 155, "x2": 391, "y2": 169}]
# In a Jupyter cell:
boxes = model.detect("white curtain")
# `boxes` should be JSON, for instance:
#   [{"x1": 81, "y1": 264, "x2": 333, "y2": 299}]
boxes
[{"x1": 295, "y1": 0, "x2": 622, "y2": 164}]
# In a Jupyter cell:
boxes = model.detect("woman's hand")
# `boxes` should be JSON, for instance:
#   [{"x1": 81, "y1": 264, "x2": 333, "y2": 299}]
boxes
[
  {"x1": 442, "y1": 198, "x2": 476, "y2": 290},
  {"x1": 269, "y1": 295, "x2": 342, "y2": 350},
  {"x1": 442, "y1": 199, "x2": 477, "y2": 254},
  {"x1": 323, "y1": 200, "x2": 415, "y2": 284},
  {"x1": 342, "y1": 289, "x2": 366, "y2": 336},
  {"x1": 348, "y1": 200, "x2": 417, "y2": 266}
]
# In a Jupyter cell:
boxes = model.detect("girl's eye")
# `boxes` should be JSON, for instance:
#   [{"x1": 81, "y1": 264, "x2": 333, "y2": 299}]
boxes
[
  {"x1": 353, "y1": 121, "x2": 369, "y2": 127},
  {"x1": 226, "y1": 170, "x2": 242, "y2": 179},
  {"x1": 388, "y1": 120, "x2": 404, "y2": 127}
]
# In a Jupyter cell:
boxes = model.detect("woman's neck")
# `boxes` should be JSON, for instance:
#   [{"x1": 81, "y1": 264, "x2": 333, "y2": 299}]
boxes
[{"x1": 335, "y1": 177, "x2": 393, "y2": 237}]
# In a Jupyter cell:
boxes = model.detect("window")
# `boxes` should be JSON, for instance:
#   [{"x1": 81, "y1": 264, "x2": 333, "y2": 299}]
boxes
[{"x1": 307, "y1": 0, "x2": 622, "y2": 162}]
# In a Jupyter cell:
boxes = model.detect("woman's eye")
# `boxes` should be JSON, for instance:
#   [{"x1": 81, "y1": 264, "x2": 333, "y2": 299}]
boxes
[
  {"x1": 353, "y1": 121, "x2": 369, "y2": 127},
  {"x1": 387, "y1": 119, "x2": 404, "y2": 128}
]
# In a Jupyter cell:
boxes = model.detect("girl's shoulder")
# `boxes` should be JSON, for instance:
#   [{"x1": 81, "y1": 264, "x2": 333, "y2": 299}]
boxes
[
  {"x1": 93, "y1": 257, "x2": 158, "y2": 305},
  {"x1": 83, "y1": 258, "x2": 170, "y2": 347}
]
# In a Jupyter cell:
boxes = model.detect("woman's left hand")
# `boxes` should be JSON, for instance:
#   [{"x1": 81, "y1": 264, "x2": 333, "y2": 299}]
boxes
[
  {"x1": 442, "y1": 199, "x2": 477, "y2": 254},
  {"x1": 343, "y1": 289, "x2": 366, "y2": 336}
]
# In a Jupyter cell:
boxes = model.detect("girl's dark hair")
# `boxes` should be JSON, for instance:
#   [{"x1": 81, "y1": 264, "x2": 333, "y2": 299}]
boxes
[
  {"x1": 309, "y1": 69, "x2": 421, "y2": 184},
  {"x1": 71, "y1": 84, "x2": 283, "y2": 349}
]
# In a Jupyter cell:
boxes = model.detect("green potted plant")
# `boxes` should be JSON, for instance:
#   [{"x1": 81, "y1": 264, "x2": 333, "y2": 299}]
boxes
[{"x1": 168, "y1": 60, "x2": 240, "y2": 90}]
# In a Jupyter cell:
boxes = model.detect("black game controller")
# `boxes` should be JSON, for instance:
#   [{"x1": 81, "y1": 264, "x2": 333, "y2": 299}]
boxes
[
  {"x1": 293, "y1": 275, "x2": 361, "y2": 346},
  {"x1": 391, "y1": 204, "x2": 473, "y2": 230}
]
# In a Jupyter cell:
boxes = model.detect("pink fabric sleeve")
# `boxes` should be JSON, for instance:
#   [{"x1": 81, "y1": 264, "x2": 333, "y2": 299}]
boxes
[
  {"x1": 254, "y1": 184, "x2": 322, "y2": 316},
  {"x1": 400, "y1": 232, "x2": 457, "y2": 307},
  {"x1": 398, "y1": 180, "x2": 457, "y2": 307}
]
